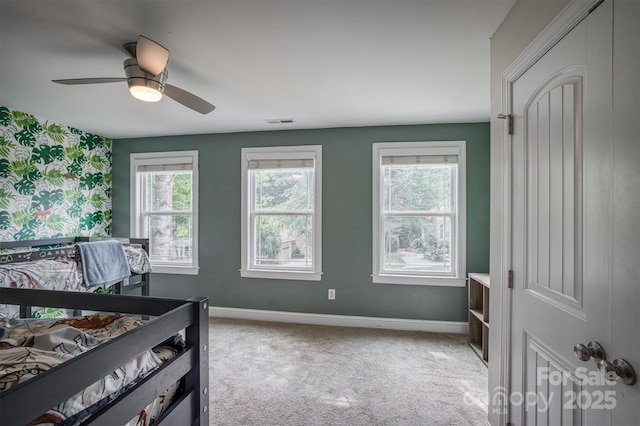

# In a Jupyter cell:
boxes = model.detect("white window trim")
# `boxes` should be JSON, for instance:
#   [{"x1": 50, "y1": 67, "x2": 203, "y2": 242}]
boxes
[
  {"x1": 240, "y1": 145, "x2": 322, "y2": 281},
  {"x1": 130, "y1": 150, "x2": 199, "y2": 275},
  {"x1": 372, "y1": 141, "x2": 466, "y2": 287}
]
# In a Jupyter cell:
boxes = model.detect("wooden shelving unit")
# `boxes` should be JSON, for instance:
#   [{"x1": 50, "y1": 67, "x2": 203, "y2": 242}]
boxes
[{"x1": 468, "y1": 273, "x2": 490, "y2": 366}]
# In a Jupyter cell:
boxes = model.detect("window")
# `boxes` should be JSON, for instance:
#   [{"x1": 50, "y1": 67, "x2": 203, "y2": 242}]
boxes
[
  {"x1": 241, "y1": 145, "x2": 322, "y2": 281},
  {"x1": 372, "y1": 141, "x2": 466, "y2": 286},
  {"x1": 131, "y1": 151, "x2": 199, "y2": 275}
]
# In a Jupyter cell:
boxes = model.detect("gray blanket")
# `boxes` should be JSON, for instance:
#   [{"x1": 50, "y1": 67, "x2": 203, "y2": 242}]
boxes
[{"x1": 77, "y1": 240, "x2": 131, "y2": 288}]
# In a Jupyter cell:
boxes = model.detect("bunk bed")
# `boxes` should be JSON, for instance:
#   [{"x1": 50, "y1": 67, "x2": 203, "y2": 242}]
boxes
[
  {"x1": 0, "y1": 286, "x2": 209, "y2": 425},
  {"x1": 0, "y1": 237, "x2": 152, "y2": 318}
]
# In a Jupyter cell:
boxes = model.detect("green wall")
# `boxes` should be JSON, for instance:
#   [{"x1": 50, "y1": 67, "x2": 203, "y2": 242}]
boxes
[{"x1": 112, "y1": 123, "x2": 489, "y2": 322}]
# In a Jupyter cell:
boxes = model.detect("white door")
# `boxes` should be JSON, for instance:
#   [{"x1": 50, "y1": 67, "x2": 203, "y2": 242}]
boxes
[{"x1": 509, "y1": 0, "x2": 639, "y2": 424}]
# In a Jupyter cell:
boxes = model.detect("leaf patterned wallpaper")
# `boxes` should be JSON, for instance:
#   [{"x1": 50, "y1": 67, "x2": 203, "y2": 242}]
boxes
[{"x1": 0, "y1": 106, "x2": 112, "y2": 241}]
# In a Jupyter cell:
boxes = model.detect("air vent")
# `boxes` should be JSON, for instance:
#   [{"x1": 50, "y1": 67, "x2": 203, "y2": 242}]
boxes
[{"x1": 265, "y1": 118, "x2": 295, "y2": 124}]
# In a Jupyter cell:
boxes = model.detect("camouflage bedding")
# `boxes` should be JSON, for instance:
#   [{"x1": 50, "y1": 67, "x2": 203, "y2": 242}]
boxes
[{"x1": 0, "y1": 313, "x2": 183, "y2": 425}]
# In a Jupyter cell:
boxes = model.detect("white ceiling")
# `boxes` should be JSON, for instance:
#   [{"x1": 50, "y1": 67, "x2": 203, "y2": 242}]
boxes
[{"x1": 0, "y1": 0, "x2": 515, "y2": 139}]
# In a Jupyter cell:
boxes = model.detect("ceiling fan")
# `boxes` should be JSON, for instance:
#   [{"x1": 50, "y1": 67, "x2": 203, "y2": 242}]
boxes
[{"x1": 52, "y1": 35, "x2": 215, "y2": 114}]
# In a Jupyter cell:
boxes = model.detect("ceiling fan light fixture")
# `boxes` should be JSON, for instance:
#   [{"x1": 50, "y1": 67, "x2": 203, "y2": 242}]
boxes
[
  {"x1": 129, "y1": 83, "x2": 163, "y2": 102},
  {"x1": 53, "y1": 37, "x2": 215, "y2": 114},
  {"x1": 124, "y1": 58, "x2": 167, "y2": 103}
]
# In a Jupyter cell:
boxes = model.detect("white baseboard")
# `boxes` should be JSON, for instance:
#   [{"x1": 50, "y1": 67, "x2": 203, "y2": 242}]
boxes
[{"x1": 210, "y1": 306, "x2": 468, "y2": 334}]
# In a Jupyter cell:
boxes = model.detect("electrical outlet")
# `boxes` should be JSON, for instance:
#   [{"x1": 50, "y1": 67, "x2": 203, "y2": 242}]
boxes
[{"x1": 328, "y1": 289, "x2": 335, "y2": 300}]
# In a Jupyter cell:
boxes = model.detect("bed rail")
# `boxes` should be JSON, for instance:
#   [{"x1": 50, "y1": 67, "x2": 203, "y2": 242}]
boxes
[
  {"x1": 0, "y1": 237, "x2": 149, "y2": 264},
  {"x1": 0, "y1": 287, "x2": 209, "y2": 426},
  {"x1": 0, "y1": 237, "x2": 77, "y2": 263}
]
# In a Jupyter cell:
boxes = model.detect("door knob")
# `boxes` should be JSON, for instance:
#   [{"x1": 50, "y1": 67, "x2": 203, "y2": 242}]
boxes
[
  {"x1": 597, "y1": 359, "x2": 637, "y2": 385},
  {"x1": 573, "y1": 341, "x2": 606, "y2": 362}
]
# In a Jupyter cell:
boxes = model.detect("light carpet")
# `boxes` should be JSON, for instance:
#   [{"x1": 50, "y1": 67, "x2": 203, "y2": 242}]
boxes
[{"x1": 209, "y1": 318, "x2": 488, "y2": 426}]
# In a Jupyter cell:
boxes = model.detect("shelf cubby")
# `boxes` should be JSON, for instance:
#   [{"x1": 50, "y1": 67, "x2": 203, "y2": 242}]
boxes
[{"x1": 468, "y1": 273, "x2": 490, "y2": 365}]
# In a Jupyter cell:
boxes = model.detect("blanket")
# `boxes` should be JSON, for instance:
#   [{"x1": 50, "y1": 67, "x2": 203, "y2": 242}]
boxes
[{"x1": 77, "y1": 240, "x2": 131, "y2": 288}]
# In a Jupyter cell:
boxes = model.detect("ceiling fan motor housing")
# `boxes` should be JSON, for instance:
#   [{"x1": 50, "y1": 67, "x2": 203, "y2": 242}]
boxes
[{"x1": 124, "y1": 58, "x2": 168, "y2": 97}]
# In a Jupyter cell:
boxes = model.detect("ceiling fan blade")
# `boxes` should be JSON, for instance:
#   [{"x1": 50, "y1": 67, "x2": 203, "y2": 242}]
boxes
[
  {"x1": 53, "y1": 78, "x2": 126, "y2": 85},
  {"x1": 165, "y1": 84, "x2": 215, "y2": 114},
  {"x1": 136, "y1": 35, "x2": 169, "y2": 76}
]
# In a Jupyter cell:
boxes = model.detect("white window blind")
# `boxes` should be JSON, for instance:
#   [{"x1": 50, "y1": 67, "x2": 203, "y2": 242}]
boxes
[
  {"x1": 136, "y1": 163, "x2": 192, "y2": 172},
  {"x1": 136, "y1": 157, "x2": 194, "y2": 172},
  {"x1": 247, "y1": 159, "x2": 314, "y2": 170},
  {"x1": 381, "y1": 154, "x2": 458, "y2": 166}
]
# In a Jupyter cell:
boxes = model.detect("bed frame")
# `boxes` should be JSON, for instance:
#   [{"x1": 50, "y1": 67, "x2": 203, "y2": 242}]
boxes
[
  {"x1": 0, "y1": 287, "x2": 209, "y2": 426},
  {"x1": 0, "y1": 236, "x2": 151, "y2": 296}
]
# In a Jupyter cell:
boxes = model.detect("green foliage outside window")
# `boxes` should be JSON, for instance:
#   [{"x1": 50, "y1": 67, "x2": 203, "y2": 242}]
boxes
[
  {"x1": 253, "y1": 169, "x2": 313, "y2": 262},
  {"x1": 383, "y1": 164, "x2": 454, "y2": 272}
]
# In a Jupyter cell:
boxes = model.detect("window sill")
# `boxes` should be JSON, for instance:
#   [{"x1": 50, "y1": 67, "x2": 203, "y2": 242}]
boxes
[
  {"x1": 240, "y1": 269, "x2": 322, "y2": 281},
  {"x1": 372, "y1": 273, "x2": 466, "y2": 287},
  {"x1": 151, "y1": 265, "x2": 200, "y2": 275}
]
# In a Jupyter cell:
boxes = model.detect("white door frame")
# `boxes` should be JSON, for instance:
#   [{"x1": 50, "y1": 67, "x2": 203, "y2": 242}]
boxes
[{"x1": 497, "y1": 0, "x2": 602, "y2": 424}]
